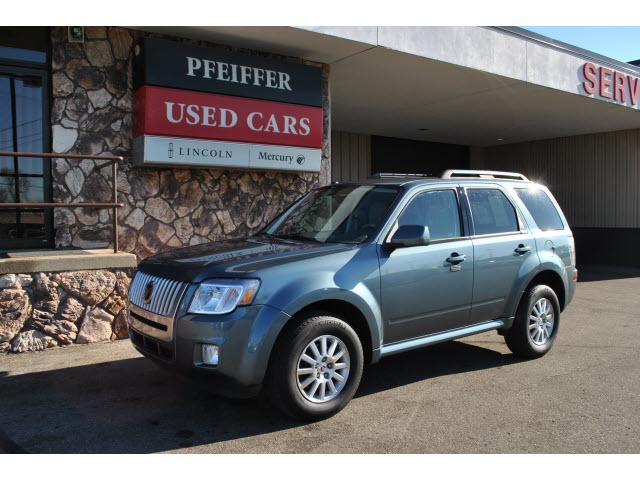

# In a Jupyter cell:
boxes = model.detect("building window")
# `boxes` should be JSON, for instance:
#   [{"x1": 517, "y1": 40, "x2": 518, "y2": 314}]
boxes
[{"x1": 0, "y1": 28, "x2": 51, "y2": 249}]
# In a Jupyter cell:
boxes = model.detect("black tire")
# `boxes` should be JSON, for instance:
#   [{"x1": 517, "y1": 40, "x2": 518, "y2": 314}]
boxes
[
  {"x1": 266, "y1": 311, "x2": 364, "y2": 421},
  {"x1": 505, "y1": 284, "x2": 560, "y2": 359}
]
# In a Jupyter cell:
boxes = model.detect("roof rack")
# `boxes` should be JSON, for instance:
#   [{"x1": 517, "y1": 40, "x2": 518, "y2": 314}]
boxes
[
  {"x1": 369, "y1": 173, "x2": 433, "y2": 179},
  {"x1": 442, "y1": 169, "x2": 529, "y2": 181}
]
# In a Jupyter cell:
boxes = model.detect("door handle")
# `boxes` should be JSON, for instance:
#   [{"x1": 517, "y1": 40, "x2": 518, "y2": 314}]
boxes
[
  {"x1": 514, "y1": 244, "x2": 531, "y2": 254},
  {"x1": 446, "y1": 253, "x2": 466, "y2": 263}
]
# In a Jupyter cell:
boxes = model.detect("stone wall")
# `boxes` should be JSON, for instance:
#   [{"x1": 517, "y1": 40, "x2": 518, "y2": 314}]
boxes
[
  {"x1": 50, "y1": 27, "x2": 331, "y2": 259},
  {"x1": 0, "y1": 270, "x2": 132, "y2": 354}
]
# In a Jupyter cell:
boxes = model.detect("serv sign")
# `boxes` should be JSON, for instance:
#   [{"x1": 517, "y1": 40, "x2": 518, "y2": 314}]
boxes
[
  {"x1": 133, "y1": 135, "x2": 322, "y2": 172},
  {"x1": 581, "y1": 62, "x2": 640, "y2": 106}
]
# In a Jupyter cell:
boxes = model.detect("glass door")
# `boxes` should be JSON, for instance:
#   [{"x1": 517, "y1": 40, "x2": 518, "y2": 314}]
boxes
[{"x1": 0, "y1": 66, "x2": 52, "y2": 249}]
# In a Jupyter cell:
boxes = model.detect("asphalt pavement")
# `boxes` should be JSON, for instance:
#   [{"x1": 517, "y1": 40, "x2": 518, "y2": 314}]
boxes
[{"x1": 1, "y1": 266, "x2": 639, "y2": 453}]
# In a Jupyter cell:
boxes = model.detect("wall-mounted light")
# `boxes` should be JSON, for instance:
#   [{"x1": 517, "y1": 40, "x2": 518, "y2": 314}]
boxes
[{"x1": 68, "y1": 26, "x2": 84, "y2": 43}]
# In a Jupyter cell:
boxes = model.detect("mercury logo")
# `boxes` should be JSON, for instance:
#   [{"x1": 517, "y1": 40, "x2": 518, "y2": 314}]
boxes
[
  {"x1": 143, "y1": 281, "x2": 154, "y2": 304},
  {"x1": 296, "y1": 155, "x2": 305, "y2": 165}
]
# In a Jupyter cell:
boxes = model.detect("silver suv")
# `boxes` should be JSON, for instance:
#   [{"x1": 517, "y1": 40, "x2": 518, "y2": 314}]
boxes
[{"x1": 128, "y1": 169, "x2": 577, "y2": 420}]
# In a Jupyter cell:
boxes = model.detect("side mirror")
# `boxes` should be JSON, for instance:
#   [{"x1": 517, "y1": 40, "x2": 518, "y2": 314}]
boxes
[{"x1": 389, "y1": 225, "x2": 430, "y2": 248}]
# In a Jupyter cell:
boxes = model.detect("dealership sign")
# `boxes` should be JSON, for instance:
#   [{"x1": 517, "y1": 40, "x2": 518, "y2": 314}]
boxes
[
  {"x1": 133, "y1": 135, "x2": 321, "y2": 171},
  {"x1": 581, "y1": 62, "x2": 640, "y2": 106},
  {"x1": 133, "y1": 38, "x2": 323, "y2": 172},
  {"x1": 133, "y1": 38, "x2": 322, "y2": 107},
  {"x1": 134, "y1": 86, "x2": 322, "y2": 148}
]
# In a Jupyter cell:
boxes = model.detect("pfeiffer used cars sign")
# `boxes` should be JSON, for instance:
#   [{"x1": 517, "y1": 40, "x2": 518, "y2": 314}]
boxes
[
  {"x1": 133, "y1": 38, "x2": 322, "y2": 107},
  {"x1": 132, "y1": 38, "x2": 323, "y2": 172},
  {"x1": 133, "y1": 86, "x2": 323, "y2": 149}
]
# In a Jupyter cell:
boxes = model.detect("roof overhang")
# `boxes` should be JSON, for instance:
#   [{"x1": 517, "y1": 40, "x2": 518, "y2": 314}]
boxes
[{"x1": 133, "y1": 26, "x2": 640, "y2": 146}]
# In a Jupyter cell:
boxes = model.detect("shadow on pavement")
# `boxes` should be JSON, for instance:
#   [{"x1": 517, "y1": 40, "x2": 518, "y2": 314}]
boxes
[
  {"x1": 358, "y1": 340, "x2": 519, "y2": 398},
  {"x1": 577, "y1": 265, "x2": 640, "y2": 282},
  {"x1": 0, "y1": 339, "x2": 519, "y2": 454}
]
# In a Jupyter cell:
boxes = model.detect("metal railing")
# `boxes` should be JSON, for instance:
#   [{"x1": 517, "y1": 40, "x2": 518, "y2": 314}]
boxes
[{"x1": 0, "y1": 151, "x2": 124, "y2": 253}]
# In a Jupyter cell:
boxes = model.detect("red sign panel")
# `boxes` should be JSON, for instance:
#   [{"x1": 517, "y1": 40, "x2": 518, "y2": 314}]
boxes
[{"x1": 134, "y1": 86, "x2": 323, "y2": 148}]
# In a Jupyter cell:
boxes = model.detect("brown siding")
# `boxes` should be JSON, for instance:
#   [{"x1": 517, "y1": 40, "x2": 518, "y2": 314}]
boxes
[
  {"x1": 331, "y1": 131, "x2": 371, "y2": 182},
  {"x1": 475, "y1": 129, "x2": 640, "y2": 229}
]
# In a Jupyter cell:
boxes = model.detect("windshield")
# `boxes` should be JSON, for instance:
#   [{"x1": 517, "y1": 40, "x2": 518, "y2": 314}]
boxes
[{"x1": 262, "y1": 184, "x2": 399, "y2": 244}]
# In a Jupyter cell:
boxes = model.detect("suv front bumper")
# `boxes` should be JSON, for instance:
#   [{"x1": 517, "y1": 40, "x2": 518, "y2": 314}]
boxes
[{"x1": 128, "y1": 303, "x2": 290, "y2": 398}]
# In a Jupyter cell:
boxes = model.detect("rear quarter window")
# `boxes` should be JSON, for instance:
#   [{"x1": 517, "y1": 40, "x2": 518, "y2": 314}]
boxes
[{"x1": 515, "y1": 188, "x2": 565, "y2": 231}]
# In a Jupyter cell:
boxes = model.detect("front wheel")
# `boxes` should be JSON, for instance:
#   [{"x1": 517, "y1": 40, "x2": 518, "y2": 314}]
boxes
[
  {"x1": 266, "y1": 311, "x2": 364, "y2": 420},
  {"x1": 505, "y1": 284, "x2": 560, "y2": 359}
]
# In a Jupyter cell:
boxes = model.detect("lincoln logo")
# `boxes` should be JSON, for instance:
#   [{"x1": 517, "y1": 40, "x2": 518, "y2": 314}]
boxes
[
  {"x1": 143, "y1": 281, "x2": 154, "y2": 304},
  {"x1": 296, "y1": 155, "x2": 305, "y2": 165},
  {"x1": 168, "y1": 142, "x2": 174, "y2": 159}
]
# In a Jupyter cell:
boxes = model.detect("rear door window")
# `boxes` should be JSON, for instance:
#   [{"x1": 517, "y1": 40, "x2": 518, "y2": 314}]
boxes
[
  {"x1": 467, "y1": 188, "x2": 519, "y2": 235},
  {"x1": 515, "y1": 188, "x2": 564, "y2": 231}
]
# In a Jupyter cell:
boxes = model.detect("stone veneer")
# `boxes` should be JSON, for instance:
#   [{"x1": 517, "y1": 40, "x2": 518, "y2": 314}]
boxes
[
  {"x1": 0, "y1": 270, "x2": 132, "y2": 353},
  {"x1": 50, "y1": 27, "x2": 331, "y2": 259}
]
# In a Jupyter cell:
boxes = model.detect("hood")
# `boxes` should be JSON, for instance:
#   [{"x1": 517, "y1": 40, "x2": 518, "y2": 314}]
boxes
[{"x1": 138, "y1": 236, "x2": 355, "y2": 282}]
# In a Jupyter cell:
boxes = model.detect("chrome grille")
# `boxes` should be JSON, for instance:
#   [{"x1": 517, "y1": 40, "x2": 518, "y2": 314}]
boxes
[{"x1": 129, "y1": 272, "x2": 188, "y2": 318}]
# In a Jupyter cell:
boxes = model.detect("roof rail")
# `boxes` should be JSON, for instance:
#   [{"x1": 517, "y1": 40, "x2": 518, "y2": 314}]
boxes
[
  {"x1": 370, "y1": 172, "x2": 433, "y2": 179},
  {"x1": 442, "y1": 169, "x2": 529, "y2": 181}
]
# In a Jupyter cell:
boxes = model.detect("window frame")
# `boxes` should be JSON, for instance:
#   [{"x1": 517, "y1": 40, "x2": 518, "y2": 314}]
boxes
[
  {"x1": 383, "y1": 186, "x2": 468, "y2": 245},
  {"x1": 0, "y1": 27, "x2": 49, "y2": 69},
  {"x1": 0, "y1": 63, "x2": 53, "y2": 250},
  {"x1": 463, "y1": 186, "x2": 529, "y2": 239}
]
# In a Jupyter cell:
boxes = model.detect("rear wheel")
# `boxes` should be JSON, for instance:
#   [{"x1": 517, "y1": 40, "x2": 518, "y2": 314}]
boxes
[
  {"x1": 266, "y1": 311, "x2": 363, "y2": 420},
  {"x1": 505, "y1": 284, "x2": 560, "y2": 359}
]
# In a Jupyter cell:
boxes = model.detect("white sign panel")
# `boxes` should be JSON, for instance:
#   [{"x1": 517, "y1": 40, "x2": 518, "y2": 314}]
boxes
[{"x1": 133, "y1": 135, "x2": 321, "y2": 173}]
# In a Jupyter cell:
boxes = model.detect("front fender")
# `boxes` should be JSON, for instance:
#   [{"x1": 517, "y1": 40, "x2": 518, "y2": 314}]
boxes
[{"x1": 265, "y1": 270, "x2": 384, "y2": 361}]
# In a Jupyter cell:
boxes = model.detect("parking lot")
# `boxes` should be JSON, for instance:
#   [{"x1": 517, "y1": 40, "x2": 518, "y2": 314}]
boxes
[{"x1": 1, "y1": 266, "x2": 639, "y2": 454}]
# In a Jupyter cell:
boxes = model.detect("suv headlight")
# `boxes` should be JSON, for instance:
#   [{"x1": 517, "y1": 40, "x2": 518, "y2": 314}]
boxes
[{"x1": 188, "y1": 279, "x2": 260, "y2": 315}]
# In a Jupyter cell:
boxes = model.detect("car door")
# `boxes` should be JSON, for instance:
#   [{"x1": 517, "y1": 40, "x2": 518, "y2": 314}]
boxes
[
  {"x1": 379, "y1": 187, "x2": 474, "y2": 344},
  {"x1": 465, "y1": 186, "x2": 537, "y2": 323}
]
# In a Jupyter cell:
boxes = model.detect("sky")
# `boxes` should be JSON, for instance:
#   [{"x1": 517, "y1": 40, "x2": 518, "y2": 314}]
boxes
[{"x1": 523, "y1": 26, "x2": 640, "y2": 63}]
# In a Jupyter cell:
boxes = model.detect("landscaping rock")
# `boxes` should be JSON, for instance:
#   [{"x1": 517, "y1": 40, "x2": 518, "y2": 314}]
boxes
[
  {"x1": 0, "y1": 289, "x2": 30, "y2": 342},
  {"x1": 11, "y1": 330, "x2": 57, "y2": 353},
  {"x1": 111, "y1": 310, "x2": 129, "y2": 340},
  {"x1": 57, "y1": 294, "x2": 86, "y2": 323},
  {"x1": 76, "y1": 307, "x2": 114, "y2": 344},
  {"x1": 30, "y1": 273, "x2": 60, "y2": 314},
  {"x1": 55, "y1": 270, "x2": 117, "y2": 306},
  {"x1": 0, "y1": 274, "x2": 21, "y2": 289}
]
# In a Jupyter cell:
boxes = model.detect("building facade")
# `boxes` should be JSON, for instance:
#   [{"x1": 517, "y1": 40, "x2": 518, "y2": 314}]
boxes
[
  {"x1": 1, "y1": 26, "x2": 639, "y2": 353},
  {"x1": 51, "y1": 27, "x2": 330, "y2": 258}
]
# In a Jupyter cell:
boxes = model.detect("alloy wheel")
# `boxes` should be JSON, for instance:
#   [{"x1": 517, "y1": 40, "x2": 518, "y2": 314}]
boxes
[
  {"x1": 296, "y1": 335, "x2": 351, "y2": 403},
  {"x1": 528, "y1": 297, "x2": 555, "y2": 345}
]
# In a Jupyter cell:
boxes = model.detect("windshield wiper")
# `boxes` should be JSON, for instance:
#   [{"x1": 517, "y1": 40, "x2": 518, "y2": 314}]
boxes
[
  {"x1": 274, "y1": 233, "x2": 322, "y2": 243},
  {"x1": 253, "y1": 232, "x2": 274, "y2": 239}
]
